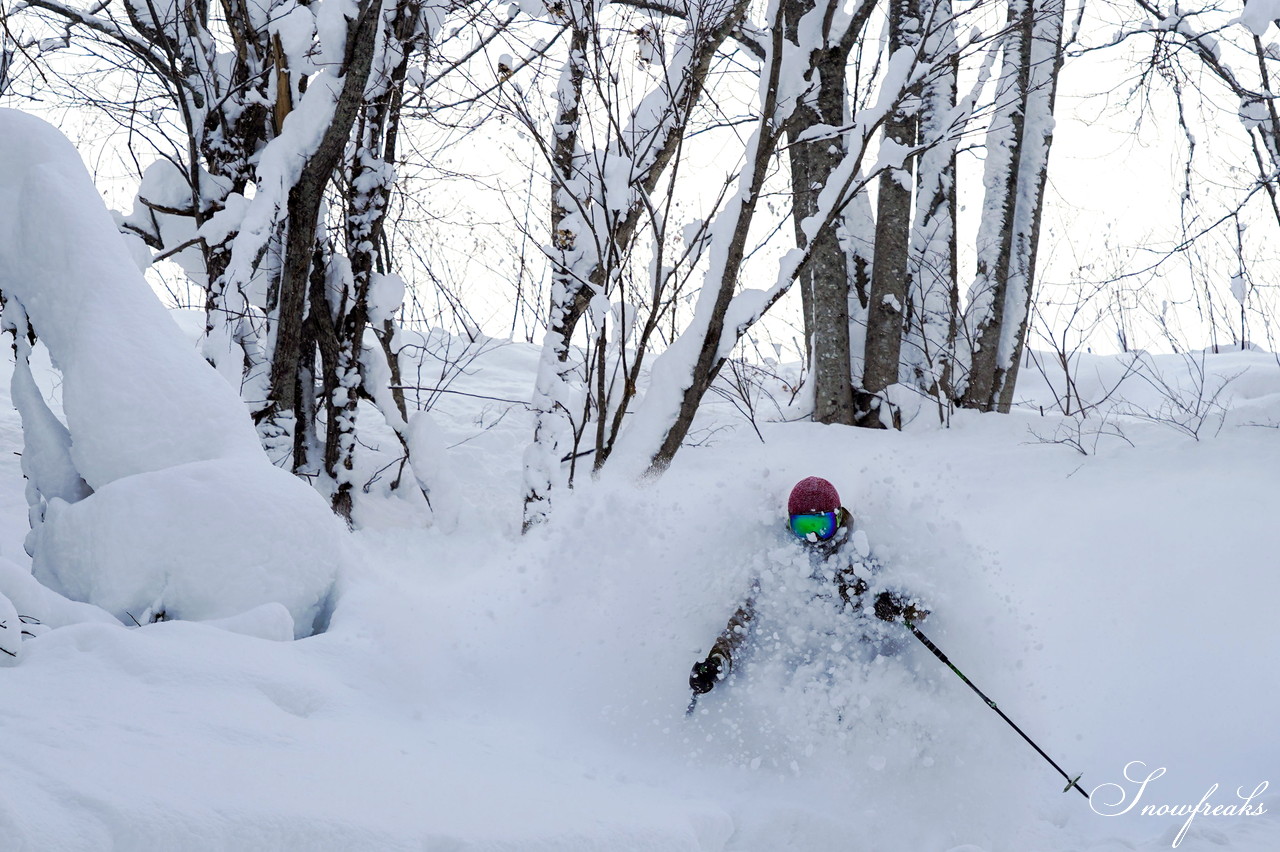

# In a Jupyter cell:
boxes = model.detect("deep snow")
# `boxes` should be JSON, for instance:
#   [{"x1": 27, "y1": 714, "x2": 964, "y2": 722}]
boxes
[
  {"x1": 0, "y1": 109, "x2": 1276, "y2": 851},
  {"x1": 1, "y1": 339, "x2": 1276, "y2": 850}
]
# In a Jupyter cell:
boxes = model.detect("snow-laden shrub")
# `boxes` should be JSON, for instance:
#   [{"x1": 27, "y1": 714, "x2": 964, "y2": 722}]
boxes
[
  {"x1": 0, "y1": 109, "x2": 346, "y2": 636},
  {"x1": 32, "y1": 459, "x2": 343, "y2": 638}
]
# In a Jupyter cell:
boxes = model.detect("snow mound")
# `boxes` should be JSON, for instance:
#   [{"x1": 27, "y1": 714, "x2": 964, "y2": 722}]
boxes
[
  {"x1": 0, "y1": 109, "x2": 347, "y2": 635},
  {"x1": 0, "y1": 108, "x2": 263, "y2": 489},
  {"x1": 200, "y1": 601, "x2": 297, "y2": 641},
  {"x1": 0, "y1": 589, "x2": 22, "y2": 661},
  {"x1": 0, "y1": 556, "x2": 116, "y2": 629},
  {"x1": 32, "y1": 459, "x2": 343, "y2": 638}
]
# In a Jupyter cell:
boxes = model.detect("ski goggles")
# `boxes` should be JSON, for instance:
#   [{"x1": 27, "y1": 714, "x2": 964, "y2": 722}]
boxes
[{"x1": 788, "y1": 511, "x2": 839, "y2": 541}]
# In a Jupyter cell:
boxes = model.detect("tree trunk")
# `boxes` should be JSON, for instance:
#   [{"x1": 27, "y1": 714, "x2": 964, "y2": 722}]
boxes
[
  {"x1": 521, "y1": 0, "x2": 750, "y2": 529},
  {"x1": 258, "y1": 0, "x2": 381, "y2": 464},
  {"x1": 523, "y1": 21, "x2": 590, "y2": 533},
  {"x1": 326, "y1": 2, "x2": 419, "y2": 523},
  {"x1": 904, "y1": 0, "x2": 960, "y2": 404},
  {"x1": 961, "y1": 0, "x2": 1064, "y2": 412},
  {"x1": 860, "y1": 0, "x2": 921, "y2": 425},
  {"x1": 783, "y1": 0, "x2": 867, "y2": 426},
  {"x1": 647, "y1": 20, "x2": 790, "y2": 471},
  {"x1": 993, "y1": 0, "x2": 1065, "y2": 412}
]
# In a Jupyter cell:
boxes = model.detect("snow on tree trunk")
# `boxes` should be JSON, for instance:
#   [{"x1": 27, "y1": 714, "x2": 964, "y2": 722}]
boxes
[
  {"x1": 840, "y1": 183, "x2": 876, "y2": 384},
  {"x1": 959, "y1": 6, "x2": 1025, "y2": 411},
  {"x1": 522, "y1": 20, "x2": 591, "y2": 533},
  {"x1": 861, "y1": 0, "x2": 920, "y2": 420},
  {"x1": 782, "y1": 0, "x2": 872, "y2": 427},
  {"x1": 903, "y1": 0, "x2": 960, "y2": 405},
  {"x1": 960, "y1": 0, "x2": 1064, "y2": 413},
  {"x1": 589, "y1": 0, "x2": 754, "y2": 469},
  {"x1": 0, "y1": 109, "x2": 344, "y2": 636},
  {"x1": 624, "y1": 11, "x2": 792, "y2": 476},
  {"x1": 993, "y1": 0, "x2": 1064, "y2": 412},
  {"x1": 256, "y1": 0, "x2": 382, "y2": 468},
  {"x1": 324, "y1": 1, "x2": 420, "y2": 524},
  {"x1": 520, "y1": 0, "x2": 752, "y2": 529}
]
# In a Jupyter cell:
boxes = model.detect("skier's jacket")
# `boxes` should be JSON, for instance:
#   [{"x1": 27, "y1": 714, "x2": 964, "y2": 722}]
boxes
[{"x1": 692, "y1": 508, "x2": 928, "y2": 693}]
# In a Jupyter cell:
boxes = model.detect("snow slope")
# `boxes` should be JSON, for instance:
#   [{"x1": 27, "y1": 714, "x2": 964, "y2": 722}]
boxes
[
  {"x1": 0, "y1": 110, "x2": 1275, "y2": 852},
  {"x1": 0, "y1": 336, "x2": 1276, "y2": 851}
]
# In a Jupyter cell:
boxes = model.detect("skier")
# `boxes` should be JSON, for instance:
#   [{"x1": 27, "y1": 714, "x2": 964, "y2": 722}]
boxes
[{"x1": 688, "y1": 475, "x2": 929, "y2": 696}]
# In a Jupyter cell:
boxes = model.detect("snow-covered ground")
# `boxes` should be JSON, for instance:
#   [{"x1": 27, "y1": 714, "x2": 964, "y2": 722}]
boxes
[
  {"x1": 1, "y1": 335, "x2": 1276, "y2": 851},
  {"x1": 0, "y1": 110, "x2": 1276, "y2": 851}
]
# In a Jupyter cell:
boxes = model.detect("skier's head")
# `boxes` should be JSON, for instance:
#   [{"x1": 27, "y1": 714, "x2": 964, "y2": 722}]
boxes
[{"x1": 787, "y1": 476, "x2": 842, "y2": 542}]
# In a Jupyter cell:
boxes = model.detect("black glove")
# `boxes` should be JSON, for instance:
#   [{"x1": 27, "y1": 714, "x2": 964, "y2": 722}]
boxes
[
  {"x1": 689, "y1": 652, "x2": 729, "y2": 694},
  {"x1": 873, "y1": 591, "x2": 930, "y2": 624}
]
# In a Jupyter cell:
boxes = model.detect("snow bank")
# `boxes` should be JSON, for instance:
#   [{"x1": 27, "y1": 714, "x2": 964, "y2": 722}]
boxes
[
  {"x1": 0, "y1": 109, "x2": 344, "y2": 634},
  {"x1": 32, "y1": 459, "x2": 343, "y2": 637}
]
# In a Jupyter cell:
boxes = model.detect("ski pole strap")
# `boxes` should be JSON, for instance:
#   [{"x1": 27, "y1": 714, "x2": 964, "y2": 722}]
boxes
[{"x1": 905, "y1": 621, "x2": 1089, "y2": 800}]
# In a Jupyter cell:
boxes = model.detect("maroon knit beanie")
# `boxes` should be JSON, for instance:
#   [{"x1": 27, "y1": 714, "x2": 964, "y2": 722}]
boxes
[{"x1": 788, "y1": 476, "x2": 840, "y2": 515}]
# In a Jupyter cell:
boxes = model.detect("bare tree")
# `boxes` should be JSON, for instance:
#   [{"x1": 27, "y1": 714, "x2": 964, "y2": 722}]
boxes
[
  {"x1": 617, "y1": 0, "x2": 979, "y2": 473},
  {"x1": 514, "y1": 0, "x2": 752, "y2": 530},
  {"x1": 860, "y1": 0, "x2": 921, "y2": 426}
]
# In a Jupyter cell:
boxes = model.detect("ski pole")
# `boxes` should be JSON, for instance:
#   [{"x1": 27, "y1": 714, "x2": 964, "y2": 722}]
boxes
[{"x1": 905, "y1": 620, "x2": 1088, "y2": 800}]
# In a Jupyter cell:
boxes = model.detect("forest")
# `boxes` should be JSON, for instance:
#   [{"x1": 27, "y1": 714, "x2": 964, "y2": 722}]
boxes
[
  {"x1": 3, "y1": 0, "x2": 1277, "y2": 528},
  {"x1": 0, "y1": 0, "x2": 1276, "y2": 848}
]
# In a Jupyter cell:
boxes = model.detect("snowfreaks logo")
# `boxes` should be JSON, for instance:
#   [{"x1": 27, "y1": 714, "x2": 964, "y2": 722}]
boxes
[{"x1": 1088, "y1": 761, "x2": 1269, "y2": 848}]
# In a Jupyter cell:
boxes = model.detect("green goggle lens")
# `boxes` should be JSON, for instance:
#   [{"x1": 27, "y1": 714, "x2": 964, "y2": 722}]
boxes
[{"x1": 789, "y1": 511, "x2": 838, "y2": 541}]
